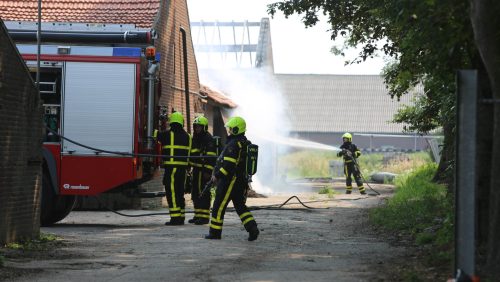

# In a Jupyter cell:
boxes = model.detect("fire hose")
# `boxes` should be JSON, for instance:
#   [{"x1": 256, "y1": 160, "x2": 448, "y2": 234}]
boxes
[{"x1": 47, "y1": 125, "x2": 375, "y2": 217}]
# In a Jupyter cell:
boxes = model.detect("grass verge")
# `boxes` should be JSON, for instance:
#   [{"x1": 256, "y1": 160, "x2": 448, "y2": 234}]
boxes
[{"x1": 369, "y1": 164, "x2": 453, "y2": 279}]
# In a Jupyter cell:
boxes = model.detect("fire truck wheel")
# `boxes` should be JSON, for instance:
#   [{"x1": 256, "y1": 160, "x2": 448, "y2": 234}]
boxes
[{"x1": 41, "y1": 169, "x2": 77, "y2": 227}]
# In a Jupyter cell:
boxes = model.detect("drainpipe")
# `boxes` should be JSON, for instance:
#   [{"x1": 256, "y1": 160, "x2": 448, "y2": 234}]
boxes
[
  {"x1": 146, "y1": 61, "x2": 158, "y2": 149},
  {"x1": 36, "y1": 0, "x2": 41, "y2": 89},
  {"x1": 180, "y1": 27, "x2": 190, "y2": 133}
]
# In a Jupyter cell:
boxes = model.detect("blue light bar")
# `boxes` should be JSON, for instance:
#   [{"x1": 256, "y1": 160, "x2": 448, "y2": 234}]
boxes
[{"x1": 112, "y1": 47, "x2": 141, "y2": 57}]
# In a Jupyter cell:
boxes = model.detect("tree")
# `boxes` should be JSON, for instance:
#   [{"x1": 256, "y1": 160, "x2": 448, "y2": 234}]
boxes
[
  {"x1": 268, "y1": 0, "x2": 475, "y2": 184},
  {"x1": 268, "y1": 0, "x2": 500, "y2": 278}
]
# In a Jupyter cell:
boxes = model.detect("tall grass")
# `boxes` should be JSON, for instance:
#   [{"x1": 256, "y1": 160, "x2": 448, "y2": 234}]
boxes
[
  {"x1": 279, "y1": 150, "x2": 338, "y2": 179},
  {"x1": 278, "y1": 149, "x2": 432, "y2": 179},
  {"x1": 370, "y1": 164, "x2": 453, "y2": 245}
]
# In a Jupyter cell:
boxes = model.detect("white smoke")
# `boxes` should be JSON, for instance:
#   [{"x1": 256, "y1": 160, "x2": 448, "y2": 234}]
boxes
[{"x1": 199, "y1": 68, "x2": 339, "y2": 194}]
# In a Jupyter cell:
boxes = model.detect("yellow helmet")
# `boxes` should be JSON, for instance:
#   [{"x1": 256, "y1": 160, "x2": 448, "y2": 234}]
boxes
[
  {"x1": 342, "y1": 132, "x2": 352, "y2": 142},
  {"x1": 169, "y1": 111, "x2": 184, "y2": 126},
  {"x1": 193, "y1": 115, "x2": 209, "y2": 127},
  {"x1": 225, "y1": 116, "x2": 246, "y2": 135}
]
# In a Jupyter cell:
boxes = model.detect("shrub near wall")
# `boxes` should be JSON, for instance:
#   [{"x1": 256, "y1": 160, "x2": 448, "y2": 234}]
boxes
[{"x1": 0, "y1": 19, "x2": 44, "y2": 244}]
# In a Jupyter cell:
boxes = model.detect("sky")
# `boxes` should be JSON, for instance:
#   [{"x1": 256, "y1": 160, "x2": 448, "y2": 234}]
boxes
[{"x1": 187, "y1": 0, "x2": 387, "y2": 75}]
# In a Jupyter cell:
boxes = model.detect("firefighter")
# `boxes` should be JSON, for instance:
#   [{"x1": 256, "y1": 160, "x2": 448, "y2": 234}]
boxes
[
  {"x1": 337, "y1": 132, "x2": 366, "y2": 195},
  {"x1": 205, "y1": 116, "x2": 259, "y2": 241},
  {"x1": 188, "y1": 115, "x2": 217, "y2": 225},
  {"x1": 156, "y1": 111, "x2": 192, "y2": 225}
]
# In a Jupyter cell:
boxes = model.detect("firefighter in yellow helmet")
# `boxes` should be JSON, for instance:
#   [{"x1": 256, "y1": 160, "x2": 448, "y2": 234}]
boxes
[
  {"x1": 205, "y1": 116, "x2": 259, "y2": 241},
  {"x1": 156, "y1": 111, "x2": 192, "y2": 225},
  {"x1": 188, "y1": 115, "x2": 217, "y2": 225},
  {"x1": 337, "y1": 133, "x2": 366, "y2": 195}
]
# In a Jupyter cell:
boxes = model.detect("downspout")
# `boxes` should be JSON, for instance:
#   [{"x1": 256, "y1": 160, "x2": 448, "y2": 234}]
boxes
[
  {"x1": 180, "y1": 27, "x2": 190, "y2": 133},
  {"x1": 146, "y1": 61, "x2": 158, "y2": 149},
  {"x1": 36, "y1": 0, "x2": 41, "y2": 89}
]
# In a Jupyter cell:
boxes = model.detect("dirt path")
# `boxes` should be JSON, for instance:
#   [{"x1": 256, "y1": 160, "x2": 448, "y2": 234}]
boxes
[{"x1": 2, "y1": 184, "x2": 403, "y2": 282}]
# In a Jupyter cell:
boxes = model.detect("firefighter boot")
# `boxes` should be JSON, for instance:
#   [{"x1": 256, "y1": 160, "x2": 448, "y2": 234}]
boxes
[
  {"x1": 204, "y1": 231, "x2": 221, "y2": 240},
  {"x1": 165, "y1": 218, "x2": 184, "y2": 226},
  {"x1": 247, "y1": 225, "x2": 260, "y2": 241},
  {"x1": 345, "y1": 186, "x2": 352, "y2": 194},
  {"x1": 194, "y1": 218, "x2": 209, "y2": 225},
  {"x1": 359, "y1": 186, "x2": 366, "y2": 195},
  {"x1": 188, "y1": 218, "x2": 197, "y2": 224}
]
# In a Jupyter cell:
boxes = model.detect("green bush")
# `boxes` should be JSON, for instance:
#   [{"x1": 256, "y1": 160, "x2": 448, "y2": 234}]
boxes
[{"x1": 370, "y1": 164, "x2": 452, "y2": 246}]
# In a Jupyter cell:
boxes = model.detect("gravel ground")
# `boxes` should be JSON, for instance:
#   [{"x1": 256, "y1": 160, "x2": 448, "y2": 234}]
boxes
[{"x1": 1, "y1": 183, "x2": 404, "y2": 282}]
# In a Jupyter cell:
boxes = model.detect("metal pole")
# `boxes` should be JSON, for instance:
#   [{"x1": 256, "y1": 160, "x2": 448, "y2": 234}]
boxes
[
  {"x1": 36, "y1": 0, "x2": 41, "y2": 89},
  {"x1": 179, "y1": 27, "x2": 191, "y2": 133},
  {"x1": 455, "y1": 70, "x2": 477, "y2": 277}
]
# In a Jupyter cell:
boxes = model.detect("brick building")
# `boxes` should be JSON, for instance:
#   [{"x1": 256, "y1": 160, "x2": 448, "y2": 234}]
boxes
[{"x1": 0, "y1": 19, "x2": 44, "y2": 244}]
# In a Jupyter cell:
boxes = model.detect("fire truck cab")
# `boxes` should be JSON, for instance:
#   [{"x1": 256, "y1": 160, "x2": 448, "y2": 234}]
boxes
[{"x1": 7, "y1": 21, "x2": 162, "y2": 226}]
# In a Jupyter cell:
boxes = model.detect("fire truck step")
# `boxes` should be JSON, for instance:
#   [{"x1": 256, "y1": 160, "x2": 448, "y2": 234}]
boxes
[{"x1": 135, "y1": 191, "x2": 166, "y2": 198}]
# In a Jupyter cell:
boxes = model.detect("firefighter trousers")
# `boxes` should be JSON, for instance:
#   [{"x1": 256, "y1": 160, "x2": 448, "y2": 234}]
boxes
[
  {"x1": 209, "y1": 174, "x2": 257, "y2": 236},
  {"x1": 344, "y1": 162, "x2": 365, "y2": 193},
  {"x1": 163, "y1": 166, "x2": 187, "y2": 222},
  {"x1": 191, "y1": 168, "x2": 211, "y2": 221}
]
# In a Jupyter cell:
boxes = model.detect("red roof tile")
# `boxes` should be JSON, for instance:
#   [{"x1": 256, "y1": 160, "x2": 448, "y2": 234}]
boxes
[
  {"x1": 0, "y1": 0, "x2": 159, "y2": 28},
  {"x1": 200, "y1": 84, "x2": 237, "y2": 109}
]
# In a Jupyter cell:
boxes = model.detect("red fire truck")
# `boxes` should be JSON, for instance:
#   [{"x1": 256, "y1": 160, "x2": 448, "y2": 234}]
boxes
[{"x1": 7, "y1": 22, "x2": 163, "y2": 226}]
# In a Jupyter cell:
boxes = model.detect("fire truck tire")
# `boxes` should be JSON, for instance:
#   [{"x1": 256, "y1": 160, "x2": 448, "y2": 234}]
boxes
[{"x1": 41, "y1": 169, "x2": 77, "y2": 226}]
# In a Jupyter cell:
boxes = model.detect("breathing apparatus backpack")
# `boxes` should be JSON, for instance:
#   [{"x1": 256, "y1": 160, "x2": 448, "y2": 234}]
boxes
[{"x1": 245, "y1": 141, "x2": 259, "y2": 176}]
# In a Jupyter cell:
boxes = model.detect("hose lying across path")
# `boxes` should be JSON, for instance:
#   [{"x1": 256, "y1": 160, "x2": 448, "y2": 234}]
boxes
[
  {"x1": 352, "y1": 159, "x2": 381, "y2": 196},
  {"x1": 92, "y1": 195, "x2": 371, "y2": 218}
]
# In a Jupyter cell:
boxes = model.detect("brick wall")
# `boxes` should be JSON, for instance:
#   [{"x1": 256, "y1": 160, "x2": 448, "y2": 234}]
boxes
[
  {"x1": 124, "y1": 0, "x2": 205, "y2": 208},
  {"x1": 155, "y1": 0, "x2": 205, "y2": 132},
  {"x1": 0, "y1": 19, "x2": 44, "y2": 244}
]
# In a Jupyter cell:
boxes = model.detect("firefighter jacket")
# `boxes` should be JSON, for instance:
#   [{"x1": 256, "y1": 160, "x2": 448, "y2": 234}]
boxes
[
  {"x1": 189, "y1": 131, "x2": 217, "y2": 173},
  {"x1": 337, "y1": 142, "x2": 361, "y2": 163},
  {"x1": 214, "y1": 134, "x2": 248, "y2": 180},
  {"x1": 157, "y1": 124, "x2": 192, "y2": 167}
]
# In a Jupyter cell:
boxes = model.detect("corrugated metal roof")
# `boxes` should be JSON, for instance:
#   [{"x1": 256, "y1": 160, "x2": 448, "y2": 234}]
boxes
[
  {"x1": 0, "y1": 0, "x2": 159, "y2": 28},
  {"x1": 275, "y1": 74, "x2": 418, "y2": 134}
]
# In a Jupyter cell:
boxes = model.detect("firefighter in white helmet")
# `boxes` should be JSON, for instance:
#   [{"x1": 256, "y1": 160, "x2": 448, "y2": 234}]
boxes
[{"x1": 337, "y1": 133, "x2": 366, "y2": 195}]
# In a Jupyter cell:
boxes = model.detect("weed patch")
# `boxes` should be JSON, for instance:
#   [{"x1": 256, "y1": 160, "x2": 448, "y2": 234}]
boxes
[
  {"x1": 5, "y1": 233, "x2": 60, "y2": 251},
  {"x1": 318, "y1": 186, "x2": 336, "y2": 198}
]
